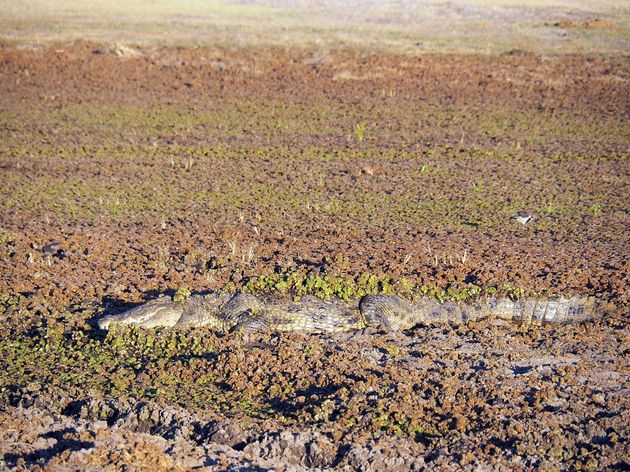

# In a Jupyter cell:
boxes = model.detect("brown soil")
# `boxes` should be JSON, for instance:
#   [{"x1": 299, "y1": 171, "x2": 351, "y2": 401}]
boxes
[
  {"x1": 0, "y1": 43, "x2": 628, "y2": 470},
  {"x1": 545, "y1": 18, "x2": 616, "y2": 30}
]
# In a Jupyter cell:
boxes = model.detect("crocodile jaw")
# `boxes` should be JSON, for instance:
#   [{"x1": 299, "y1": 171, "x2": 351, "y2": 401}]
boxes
[{"x1": 98, "y1": 298, "x2": 184, "y2": 329}]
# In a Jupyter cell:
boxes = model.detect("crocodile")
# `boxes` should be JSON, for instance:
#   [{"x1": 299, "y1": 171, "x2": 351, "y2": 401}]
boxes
[{"x1": 97, "y1": 293, "x2": 606, "y2": 332}]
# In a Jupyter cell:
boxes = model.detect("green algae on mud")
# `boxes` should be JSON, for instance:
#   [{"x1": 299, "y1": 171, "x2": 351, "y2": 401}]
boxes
[
  {"x1": 241, "y1": 265, "x2": 534, "y2": 303},
  {"x1": 2, "y1": 101, "x2": 629, "y2": 149},
  {"x1": 1, "y1": 140, "x2": 626, "y2": 228}
]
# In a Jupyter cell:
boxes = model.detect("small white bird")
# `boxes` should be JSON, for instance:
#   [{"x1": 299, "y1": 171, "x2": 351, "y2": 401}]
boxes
[{"x1": 514, "y1": 213, "x2": 533, "y2": 224}]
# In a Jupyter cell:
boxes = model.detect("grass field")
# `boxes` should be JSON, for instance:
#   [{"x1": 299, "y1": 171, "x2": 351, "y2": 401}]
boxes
[{"x1": 1, "y1": 0, "x2": 629, "y2": 54}]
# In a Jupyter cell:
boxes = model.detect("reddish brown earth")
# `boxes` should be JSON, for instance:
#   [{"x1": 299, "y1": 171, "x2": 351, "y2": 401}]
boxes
[{"x1": 0, "y1": 43, "x2": 628, "y2": 470}]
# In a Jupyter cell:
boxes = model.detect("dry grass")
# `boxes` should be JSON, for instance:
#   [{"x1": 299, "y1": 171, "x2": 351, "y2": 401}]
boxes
[{"x1": 0, "y1": 0, "x2": 628, "y2": 55}]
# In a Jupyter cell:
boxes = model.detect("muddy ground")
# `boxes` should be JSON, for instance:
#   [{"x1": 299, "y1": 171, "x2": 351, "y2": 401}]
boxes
[{"x1": 0, "y1": 43, "x2": 628, "y2": 470}]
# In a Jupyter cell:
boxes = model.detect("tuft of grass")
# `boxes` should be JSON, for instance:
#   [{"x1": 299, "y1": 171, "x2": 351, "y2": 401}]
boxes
[{"x1": 355, "y1": 122, "x2": 367, "y2": 142}]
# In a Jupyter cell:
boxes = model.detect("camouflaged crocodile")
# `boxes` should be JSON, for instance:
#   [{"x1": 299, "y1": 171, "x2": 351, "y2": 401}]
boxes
[{"x1": 98, "y1": 293, "x2": 606, "y2": 332}]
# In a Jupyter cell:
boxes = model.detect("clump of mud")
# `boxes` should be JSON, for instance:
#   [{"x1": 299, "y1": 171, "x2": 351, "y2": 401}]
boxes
[{"x1": 0, "y1": 395, "x2": 425, "y2": 470}]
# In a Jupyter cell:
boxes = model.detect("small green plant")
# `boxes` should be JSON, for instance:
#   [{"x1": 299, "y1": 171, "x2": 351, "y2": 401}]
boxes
[
  {"x1": 419, "y1": 164, "x2": 429, "y2": 174},
  {"x1": 173, "y1": 287, "x2": 191, "y2": 302},
  {"x1": 398, "y1": 278, "x2": 415, "y2": 295},
  {"x1": 110, "y1": 198, "x2": 122, "y2": 216},
  {"x1": 544, "y1": 203, "x2": 555, "y2": 214},
  {"x1": 590, "y1": 204, "x2": 602, "y2": 216},
  {"x1": 473, "y1": 179, "x2": 485, "y2": 193},
  {"x1": 383, "y1": 343, "x2": 400, "y2": 357},
  {"x1": 355, "y1": 122, "x2": 367, "y2": 142}
]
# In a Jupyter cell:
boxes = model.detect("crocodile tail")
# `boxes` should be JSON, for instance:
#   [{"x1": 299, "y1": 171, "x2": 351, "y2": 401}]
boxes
[
  {"x1": 361, "y1": 295, "x2": 490, "y2": 329},
  {"x1": 488, "y1": 296, "x2": 601, "y2": 324},
  {"x1": 359, "y1": 295, "x2": 606, "y2": 331}
]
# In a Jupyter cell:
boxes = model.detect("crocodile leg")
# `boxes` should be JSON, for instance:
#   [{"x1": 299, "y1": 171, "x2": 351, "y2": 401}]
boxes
[{"x1": 174, "y1": 293, "x2": 233, "y2": 329}]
